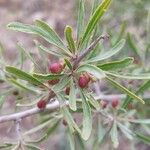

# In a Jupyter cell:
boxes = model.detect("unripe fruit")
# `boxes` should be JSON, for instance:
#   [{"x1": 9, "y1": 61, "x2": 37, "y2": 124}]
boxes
[
  {"x1": 83, "y1": 72, "x2": 91, "y2": 82},
  {"x1": 37, "y1": 100, "x2": 46, "y2": 109},
  {"x1": 48, "y1": 79, "x2": 59, "y2": 85},
  {"x1": 78, "y1": 73, "x2": 90, "y2": 88},
  {"x1": 65, "y1": 87, "x2": 70, "y2": 95},
  {"x1": 49, "y1": 62, "x2": 64, "y2": 74},
  {"x1": 13, "y1": 90, "x2": 19, "y2": 96},
  {"x1": 62, "y1": 119, "x2": 68, "y2": 126},
  {"x1": 128, "y1": 103, "x2": 133, "y2": 109},
  {"x1": 100, "y1": 100, "x2": 108, "y2": 109},
  {"x1": 111, "y1": 99, "x2": 119, "y2": 108}
]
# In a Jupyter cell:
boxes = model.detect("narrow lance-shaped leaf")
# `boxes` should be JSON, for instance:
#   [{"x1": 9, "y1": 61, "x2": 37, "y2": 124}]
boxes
[
  {"x1": 64, "y1": 58, "x2": 73, "y2": 70},
  {"x1": 69, "y1": 79, "x2": 77, "y2": 111},
  {"x1": 117, "y1": 122, "x2": 134, "y2": 140},
  {"x1": 5, "y1": 66, "x2": 46, "y2": 87},
  {"x1": 127, "y1": 33, "x2": 144, "y2": 60},
  {"x1": 0, "y1": 96, "x2": 5, "y2": 109},
  {"x1": 128, "y1": 119, "x2": 150, "y2": 124},
  {"x1": 98, "y1": 57, "x2": 134, "y2": 71},
  {"x1": 87, "y1": 94, "x2": 100, "y2": 110},
  {"x1": 122, "y1": 80, "x2": 150, "y2": 109},
  {"x1": 33, "y1": 73, "x2": 64, "y2": 81},
  {"x1": 81, "y1": 0, "x2": 112, "y2": 46},
  {"x1": 105, "y1": 71, "x2": 150, "y2": 80},
  {"x1": 106, "y1": 77, "x2": 145, "y2": 104},
  {"x1": 17, "y1": 43, "x2": 42, "y2": 72},
  {"x1": 25, "y1": 144, "x2": 41, "y2": 150},
  {"x1": 37, "y1": 44, "x2": 65, "y2": 57},
  {"x1": 77, "y1": 64, "x2": 106, "y2": 79},
  {"x1": 135, "y1": 132, "x2": 150, "y2": 145},
  {"x1": 115, "y1": 22, "x2": 126, "y2": 44},
  {"x1": 86, "y1": 39, "x2": 125, "y2": 63},
  {"x1": 7, "y1": 79, "x2": 41, "y2": 94},
  {"x1": 53, "y1": 75, "x2": 71, "y2": 92},
  {"x1": 61, "y1": 107, "x2": 81, "y2": 134},
  {"x1": 147, "y1": 10, "x2": 150, "y2": 45},
  {"x1": 110, "y1": 121, "x2": 119, "y2": 148},
  {"x1": 67, "y1": 129, "x2": 75, "y2": 150},
  {"x1": 80, "y1": 90, "x2": 92, "y2": 140},
  {"x1": 35, "y1": 20, "x2": 71, "y2": 56},
  {"x1": 7, "y1": 21, "x2": 71, "y2": 57},
  {"x1": 77, "y1": 0, "x2": 85, "y2": 42},
  {"x1": 65, "y1": 26, "x2": 76, "y2": 53}
]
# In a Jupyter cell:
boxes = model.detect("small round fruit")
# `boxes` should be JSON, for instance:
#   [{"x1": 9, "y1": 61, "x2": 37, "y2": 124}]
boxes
[
  {"x1": 128, "y1": 103, "x2": 133, "y2": 109},
  {"x1": 111, "y1": 99, "x2": 119, "y2": 108},
  {"x1": 62, "y1": 119, "x2": 68, "y2": 126},
  {"x1": 78, "y1": 74, "x2": 89, "y2": 88},
  {"x1": 48, "y1": 79, "x2": 60, "y2": 85},
  {"x1": 83, "y1": 72, "x2": 91, "y2": 82},
  {"x1": 65, "y1": 87, "x2": 70, "y2": 95},
  {"x1": 100, "y1": 100, "x2": 108, "y2": 109},
  {"x1": 49, "y1": 62, "x2": 63, "y2": 74},
  {"x1": 37, "y1": 100, "x2": 46, "y2": 109}
]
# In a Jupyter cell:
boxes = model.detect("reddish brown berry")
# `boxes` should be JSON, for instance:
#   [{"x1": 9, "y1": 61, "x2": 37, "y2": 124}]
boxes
[
  {"x1": 13, "y1": 90, "x2": 19, "y2": 96},
  {"x1": 111, "y1": 99, "x2": 119, "y2": 108},
  {"x1": 128, "y1": 103, "x2": 133, "y2": 109},
  {"x1": 65, "y1": 87, "x2": 70, "y2": 95},
  {"x1": 62, "y1": 119, "x2": 68, "y2": 126},
  {"x1": 48, "y1": 79, "x2": 60, "y2": 85},
  {"x1": 37, "y1": 100, "x2": 46, "y2": 109},
  {"x1": 100, "y1": 100, "x2": 109, "y2": 109},
  {"x1": 49, "y1": 62, "x2": 63, "y2": 74},
  {"x1": 78, "y1": 74, "x2": 90, "y2": 88},
  {"x1": 83, "y1": 72, "x2": 91, "y2": 82}
]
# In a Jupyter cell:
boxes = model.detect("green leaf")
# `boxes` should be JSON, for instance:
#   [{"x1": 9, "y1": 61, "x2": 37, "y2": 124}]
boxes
[
  {"x1": 77, "y1": 0, "x2": 85, "y2": 42},
  {"x1": 0, "y1": 143, "x2": 13, "y2": 149},
  {"x1": 7, "y1": 79, "x2": 40, "y2": 94},
  {"x1": 127, "y1": 33, "x2": 143, "y2": 59},
  {"x1": 33, "y1": 73, "x2": 64, "y2": 81},
  {"x1": 35, "y1": 20, "x2": 71, "y2": 56},
  {"x1": 37, "y1": 44, "x2": 64, "y2": 57},
  {"x1": 25, "y1": 144, "x2": 41, "y2": 150},
  {"x1": 64, "y1": 59, "x2": 73, "y2": 70},
  {"x1": 61, "y1": 107, "x2": 81, "y2": 134},
  {"x1": 98, "y1": 118, "x2": 106, "y2": 143},
  {"x1": 65, "y1": 26, "x2": 76, "y2": 53},
  {"x1": 69, "y1": 79, "x2": 77, "y2": 111},
  {"x1": 110, "y1": 121, "x2": 119, "y2": 148},
  {"x1": 5, "y1": 66, "x2": 46, "y2": 87},
  {"x1": 98, "y1": 57, "x2": 133, "y2": 71},
  {"x1": 105, "y1": 72, "x2": 150, "y2": 80},
  {"x1": 80, "y1": 90, "x2": 92, "y2": 140},
  {"x1": 77, "y1": 64, "x2": 106, "y2": 79},
  {"x1": 129, "y1": 119, "x2": 150, "y2": 124},
  {"x1": 17, "y1": 43, "x2": 41, "y2": 72},
  {"x1": 122, "y1": 80, "x2": 150, "y2": 109},
  {"x1": 67, "y1": 129, "x2": 75, "y2": 150},
  {"x1": 24, "y1": 118, "x2": 58, "y2": 136},
  {"x1": 115, "y1": 22, "x2": 126, "y2": 44},
  {"x1": 147, "y1": 10, "x2": 150, "y2": 44},
  {"x1": 0, "y1": 96, "x2": 6, "y2": 109},
  {"x1": 86, "y1": 39, "x2": 125, "y2": 63},
  {"x1": 81, "y1": 0, "x2": 112, "y2": 46},
  {"x1": 135, "y1": 132, "x2": 150, "y2": 145},
  {"x1": 26, "y1": 121, "x2": 60, "y2": 144},
  {"x1": 117, "y1": 122, "x2": 133, "y2": 140},
  {"x1": 87, "y1": 94, "x2": 100, "y2": 110},
  {"x1": 106, "y1": 77, "x2": 145, "y2": 104},
  {"x1": 53, "y1": 75, "x2": 70, "y2": 92},
  {"x1": 7, "y1": 21, "x2": 71, "y2": 57}
]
